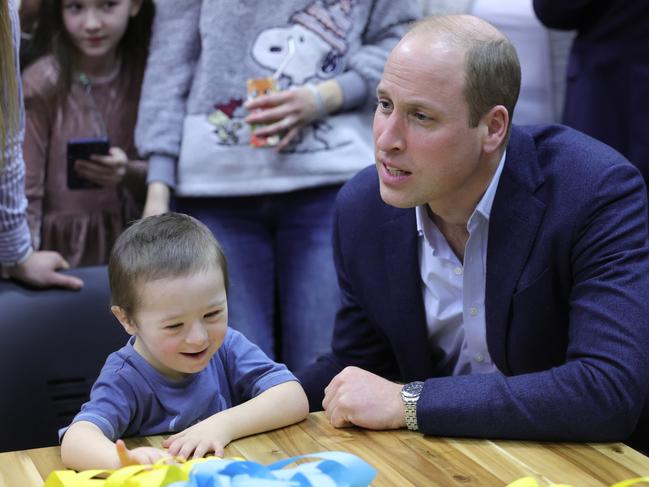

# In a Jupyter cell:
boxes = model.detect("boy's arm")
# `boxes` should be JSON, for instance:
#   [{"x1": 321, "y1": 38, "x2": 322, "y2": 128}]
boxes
[
  {"x1": 61, "y1": 421, "x2": 169, "y2": 471},
  {"x1": 163, "y1": 381, "x2": 308, "y2": 459}
]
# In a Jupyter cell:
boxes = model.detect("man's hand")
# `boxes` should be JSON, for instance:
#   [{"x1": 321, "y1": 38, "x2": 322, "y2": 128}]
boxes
[
  {"x1": 322, "y1": 366, "x2": 406, "y2": 430},
  {"x1": 75, "y1": 147, "x2": 128, "y2": 187},
  {"x1": 9, "y1": 251, "x2": 83, "y2": 289},
  {"x1": 162, "y1": 415, "x2": 232, "y2": 460},
  {"x1": 115, "y1": 439, "x2": 170, "y2": 466},
  {"x1": 142, "y1": 181, "x2": 170, "y2": 218}
]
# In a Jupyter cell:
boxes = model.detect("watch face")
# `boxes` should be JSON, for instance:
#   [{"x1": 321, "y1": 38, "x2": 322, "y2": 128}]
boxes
[{"x1": 402, "y1": 381, "x2": 424, "y2": 398}]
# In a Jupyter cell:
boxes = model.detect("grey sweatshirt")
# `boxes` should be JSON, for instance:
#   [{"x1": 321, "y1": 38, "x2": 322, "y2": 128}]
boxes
[{"x1": 135, "y1": 0, "x2": 421, "y2": 196}]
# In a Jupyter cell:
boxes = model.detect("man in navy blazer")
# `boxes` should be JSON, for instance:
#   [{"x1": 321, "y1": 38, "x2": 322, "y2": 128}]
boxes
[
  {"x1": 533, "y1": 0, "x2": 649, "y2": 202},
  {"x1": 296, "y1": 15, "x2": 649, "y2": 449}
]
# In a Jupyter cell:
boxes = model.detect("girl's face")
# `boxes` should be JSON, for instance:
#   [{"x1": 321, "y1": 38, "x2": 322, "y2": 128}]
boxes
[{"x1": 62, "y1": 0, "x2": 141, "y2": 66}]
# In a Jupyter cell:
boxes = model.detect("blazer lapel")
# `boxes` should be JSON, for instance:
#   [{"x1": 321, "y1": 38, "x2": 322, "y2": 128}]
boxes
[
  {"x1": 380, "y1": 210, "x2": 436, "y2": 380},
  {"x1": 486, "y1": 127, "x2": 546, "y2": 374}
]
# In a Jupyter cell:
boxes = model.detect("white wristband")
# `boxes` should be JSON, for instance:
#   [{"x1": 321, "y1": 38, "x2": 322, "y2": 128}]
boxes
[{"x1": 305, "y1": 83, "x2": 327, "y2": 120}]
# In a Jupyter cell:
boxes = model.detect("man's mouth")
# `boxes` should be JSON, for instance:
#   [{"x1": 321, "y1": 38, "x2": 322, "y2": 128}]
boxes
[
  {"x1": 385, "y1": 164, "x2": 409, "y2": 176},
  {"x1": 382, "y1": 161, "x2": 411, "y2": 177}
]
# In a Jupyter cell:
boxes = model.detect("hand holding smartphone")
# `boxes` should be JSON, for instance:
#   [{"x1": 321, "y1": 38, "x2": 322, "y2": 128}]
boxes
[{"x1": 66, "y1": 137, "x2": 111, "y2": 190}]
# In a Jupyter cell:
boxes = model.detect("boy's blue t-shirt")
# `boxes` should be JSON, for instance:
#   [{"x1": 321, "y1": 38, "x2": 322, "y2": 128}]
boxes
[{"x1": 60, "y1": 328, "x2": 297, "y2": 441}]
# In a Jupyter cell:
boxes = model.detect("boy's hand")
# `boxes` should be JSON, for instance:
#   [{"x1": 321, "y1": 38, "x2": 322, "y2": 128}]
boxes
[
  {"x1": 115, "y1": 439, "x2": 170, "y2": 466},
  {"x1": 162, "y1": 416, "x2": 232, "y2": 459}
]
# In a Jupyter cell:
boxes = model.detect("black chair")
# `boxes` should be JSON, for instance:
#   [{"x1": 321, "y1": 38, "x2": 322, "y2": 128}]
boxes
[{"x1": 0, "y1": 266, "x2": 127, "y2": 452}]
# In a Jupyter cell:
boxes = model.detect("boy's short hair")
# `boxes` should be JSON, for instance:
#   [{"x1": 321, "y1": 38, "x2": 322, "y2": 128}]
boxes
[{"x1": 109, "y1": 213, "x2": 228, "y2": 317}]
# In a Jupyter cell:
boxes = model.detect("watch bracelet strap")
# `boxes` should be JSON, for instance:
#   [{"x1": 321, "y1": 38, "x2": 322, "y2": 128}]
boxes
[{"x1": 404, "y1": 402, "x2": 419, "y2": 430}]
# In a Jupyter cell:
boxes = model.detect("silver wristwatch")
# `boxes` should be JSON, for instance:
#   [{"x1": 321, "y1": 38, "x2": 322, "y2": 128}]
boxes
[{"x1": 401, "y1": 381, "x2": 424, "y2": 431}]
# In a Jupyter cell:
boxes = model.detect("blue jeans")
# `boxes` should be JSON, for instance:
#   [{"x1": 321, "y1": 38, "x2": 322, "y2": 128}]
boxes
[{"x1": 175, "y1": 184, "x2": 341, "y2": 370}]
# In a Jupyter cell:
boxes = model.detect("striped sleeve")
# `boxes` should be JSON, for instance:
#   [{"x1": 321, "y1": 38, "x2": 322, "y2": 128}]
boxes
[{"x1": 0, "y1": 0, "x2": 31, "y2": 265}]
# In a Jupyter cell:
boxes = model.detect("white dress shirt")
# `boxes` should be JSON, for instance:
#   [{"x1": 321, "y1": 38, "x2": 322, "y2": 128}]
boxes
[{"x1": 416, "y1": 152, "x2": 506, "y2": 376}]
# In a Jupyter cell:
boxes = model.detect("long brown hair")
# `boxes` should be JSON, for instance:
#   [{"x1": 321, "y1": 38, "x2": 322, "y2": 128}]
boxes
[
  {"x1": 0, "y1": 0, "x2": 20, "y2": 173},
  {"x1": 31, "y1": 0, "x2": 155, "y2": 103}
]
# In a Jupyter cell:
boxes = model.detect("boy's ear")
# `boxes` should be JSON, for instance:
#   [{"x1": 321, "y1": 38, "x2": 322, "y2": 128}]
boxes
[{"x1": 111, "y1": 306, "x2": 137, "y2": 335}]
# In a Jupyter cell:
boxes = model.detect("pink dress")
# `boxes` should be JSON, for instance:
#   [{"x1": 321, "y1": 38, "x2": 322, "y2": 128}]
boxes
[{"x1": 22, "y1": 56, "x2": 147, "y2": 266}]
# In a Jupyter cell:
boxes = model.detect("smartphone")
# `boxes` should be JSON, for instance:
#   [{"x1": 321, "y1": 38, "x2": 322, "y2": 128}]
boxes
[{"x1": 66, "y1": 137, "x2": 110, "y2": 190}]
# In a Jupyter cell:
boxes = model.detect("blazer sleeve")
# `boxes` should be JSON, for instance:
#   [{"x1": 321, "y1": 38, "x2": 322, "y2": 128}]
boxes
[{"x1": 416, "y1": 160, "x2": 649, "y2": 442}]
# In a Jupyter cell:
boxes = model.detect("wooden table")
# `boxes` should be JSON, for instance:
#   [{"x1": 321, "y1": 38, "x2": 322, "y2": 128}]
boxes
[{"x1": 1, "y1": 412, "x2": 648, "y2": 486}]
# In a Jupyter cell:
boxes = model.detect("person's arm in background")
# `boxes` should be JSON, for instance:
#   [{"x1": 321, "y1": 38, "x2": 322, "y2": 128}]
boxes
[
  {"x1": 244, "y1": 0, "x2": 422, "y2": 149},
  {"x1": 134, "y1": 0, "x2": 202, "y2": 217},
  {"x1": 0, "y1": 0, "x2": 82, "y2": 289}
]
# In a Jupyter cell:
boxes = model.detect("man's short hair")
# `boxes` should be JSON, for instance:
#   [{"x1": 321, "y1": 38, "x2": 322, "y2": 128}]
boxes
[
  {"x1": 410, "y1": 15, "x2": 521, "y2": 129},
  {"x1": 109, "y1": 212, "x2": 228, "y2": 317}
]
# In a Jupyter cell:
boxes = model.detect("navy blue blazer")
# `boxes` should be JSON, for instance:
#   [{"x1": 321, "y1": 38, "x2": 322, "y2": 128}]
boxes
[
  {"x1": 533, "y1": 0, "x2": 649, "y2": 192},
  {"x1": 297, "y1": 125, "x2": 649, "y2": 448}
]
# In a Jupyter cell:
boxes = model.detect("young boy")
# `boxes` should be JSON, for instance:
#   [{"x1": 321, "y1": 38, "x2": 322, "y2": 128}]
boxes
[{"x1": 60, "y1": 213, "x2": 309, "y2": 471}]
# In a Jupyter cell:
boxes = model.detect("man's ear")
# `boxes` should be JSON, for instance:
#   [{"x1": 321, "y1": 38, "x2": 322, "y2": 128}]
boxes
[
  {"x1": 111, "y1": 306, "x2": 137, "y2": 335},
  {"x1": 480, "y1": 105, "x2": 509, "y2": 154}
]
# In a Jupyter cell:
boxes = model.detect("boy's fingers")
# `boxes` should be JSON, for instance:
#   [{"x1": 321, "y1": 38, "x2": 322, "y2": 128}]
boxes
[
  {"x1": 178, "y1": 442, "x2": 197, "y2": 461},
  {"x1": 116, "y1": 439, "x2": 133, "y2": 465},
  {"x1": 193, "y1": 443, "x2": 209, "y2": 459}
]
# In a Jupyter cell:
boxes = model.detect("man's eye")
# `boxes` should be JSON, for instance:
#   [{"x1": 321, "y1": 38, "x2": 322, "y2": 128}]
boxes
[
  {"x1": 204, "y1": 310, "x2": 221, "y2": 319},
  {"x1": 377, "y1": 99, "x2": 392, "y2": 111},
  {"x1": 413, "y1": 112, "x2": 430, "y2": 121},
  {"x1": 165, "y1": 323, "x2": 183, "y2": 330}
]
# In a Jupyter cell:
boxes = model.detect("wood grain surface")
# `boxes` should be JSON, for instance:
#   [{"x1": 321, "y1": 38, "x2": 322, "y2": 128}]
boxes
[{"x1": 1, "y1": 412, "x2": 647, "y2": 486}]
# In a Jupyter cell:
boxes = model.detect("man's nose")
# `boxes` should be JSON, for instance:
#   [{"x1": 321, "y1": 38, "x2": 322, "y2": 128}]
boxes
[{"x1": 374, "y1": 112, "x2": 406, "y2": 152}]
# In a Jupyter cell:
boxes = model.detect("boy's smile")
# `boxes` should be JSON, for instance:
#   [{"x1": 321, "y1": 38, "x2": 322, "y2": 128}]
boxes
[{"x1": 113, "y1": 267, "x2": 228, "y2": 381}]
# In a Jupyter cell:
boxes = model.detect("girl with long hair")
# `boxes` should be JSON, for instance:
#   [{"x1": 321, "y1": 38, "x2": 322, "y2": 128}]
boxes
[{"x1": 22, "y1": 0, "x2": 154, "y2": 266}]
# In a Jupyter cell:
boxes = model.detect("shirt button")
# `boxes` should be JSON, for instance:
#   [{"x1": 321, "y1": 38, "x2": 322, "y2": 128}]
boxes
[
  {"x1": 469, "y1": 307, "x2": 478, "y2": 316},
  {"x1": 454, "y1": 267, "x2": 463, "y2": 276},
  {"x1": 475, "y1": 354, "x2": 484, "y2": 363}
]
